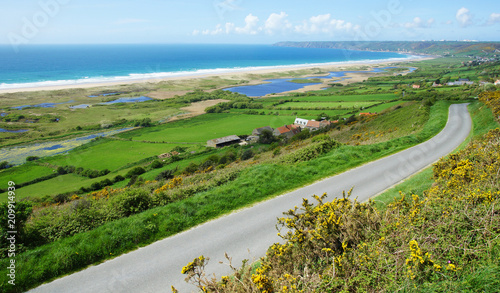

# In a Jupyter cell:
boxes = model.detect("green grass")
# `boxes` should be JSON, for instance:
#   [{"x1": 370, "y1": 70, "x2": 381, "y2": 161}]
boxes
[
  {"x1": 4, "y1": 174, "x2": 89, "y2": 200},
  {"x1": 275, "y1": 101, "x2": 377, "y2": 109},
  {"x1": 41, "y1": 139, "x2": 184, "y2": 171},
  {"x1": 0, "y1": 163, "x2": 55, "y2": 186},
  {"x1": 140, "y1": 152, "x2": 217, "y2": 181},
  {"x1": 295, "y1": 93, "x2": 399, "y2": 102},
  {"x1": 332, "y1": 101, "x2": 432, "y2": 143},
  {"x1": 373, "y1": 167, "x2": 434, "y2": 210},
  {"x1": 468, "y1": 101, "x2": 498, "y2": 137},
  {"x1": 0, "y1": 99, "x2": 183, "y2": 148},
  {"x1": 361, "y1": 101, "x2": 405, "y2": 113},
  {"x1": 119, "y1": 114, "x2": 292, "y2": 143},
  {"x1": 228, "y1": 109, "x2": 350, "y2": 118}
]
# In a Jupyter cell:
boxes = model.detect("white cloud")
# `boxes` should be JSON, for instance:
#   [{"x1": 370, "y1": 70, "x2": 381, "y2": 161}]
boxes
[
  {"x1": 487, "y1": 13, "x2": 500, "y2": 25},
  {"x1": 225, "y1": 23, "x2": 235, "y2": 34},
  {"x1": 193, "y1": 12, "x2": 357, "y2": 37},
  {"x1": 294, "y1": 13, "x2": 356, "y2": 35},
  {"x1": 404, "y1": 17, "x2": 435, "y2": 28},
  {"x1": 193, "y1": 13, "x2": 260, "y2": 36},
  {"x1": 235, "y1": 13, "x2": 260, "y2": 34},
  {"x1": 264, "y1": 12, "x2": 292, "y2": 35},
  {"x1": 456, "y1": 7, "x2": 472, "y2": 27}
]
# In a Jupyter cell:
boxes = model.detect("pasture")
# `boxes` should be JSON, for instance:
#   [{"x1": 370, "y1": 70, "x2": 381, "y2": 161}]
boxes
[
  {"x1": 294, "y1": 93, "x2": 398, "y2": 102},
  {"x1": 119, "y1": 114, "x2": 292, "y2": 143},
  {"x1": 0, "y1": 163, "x2": 55, "y2": 186},
  {"x1": 41, "y1": 139, "x2": 189, "y2": 171},
  {"x1": 275, "y1": 101, "x2": 377, "y2": 109}
]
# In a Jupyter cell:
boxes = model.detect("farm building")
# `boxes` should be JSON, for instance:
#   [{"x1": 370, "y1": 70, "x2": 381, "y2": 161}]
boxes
[
  {"x1": 273, "y1": 125, "x2": 301, "y2": 139},
  {"x1": 252, "y1": 126, "x2": 274, "y2": 136},
  {"x1": 295, "y1": 117, "x2": 333, "y2": 131},
  {"x1": 447, "y1": 79, "x2": 474, "y2": 86},
  {"x1": 294, "y1": 118, "x2": 309, "y2": 127},
  {"x1": 207, "y1": 135, "x2": 241, "y2": 148}
]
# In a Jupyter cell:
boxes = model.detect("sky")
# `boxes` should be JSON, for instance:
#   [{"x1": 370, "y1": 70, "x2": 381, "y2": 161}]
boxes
[{"x1": 1, "y1": 0, "x2": 499, "y2": 45}]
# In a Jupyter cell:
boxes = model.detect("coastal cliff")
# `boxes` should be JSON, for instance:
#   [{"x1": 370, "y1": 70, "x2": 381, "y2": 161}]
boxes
[{"x1": 273, "y1": 41, "x2": 500, "y2": 56}]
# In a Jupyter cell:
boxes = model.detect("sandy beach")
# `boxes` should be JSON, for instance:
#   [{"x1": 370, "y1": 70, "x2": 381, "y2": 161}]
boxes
[{"x1": 0, "y1": 56, "x2": 434, "y2": 95}]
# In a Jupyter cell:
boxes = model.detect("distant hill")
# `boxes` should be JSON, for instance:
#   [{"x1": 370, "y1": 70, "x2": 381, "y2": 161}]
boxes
[{"x1": 273, "y1": 41, "x2": 500, "y2": 56}]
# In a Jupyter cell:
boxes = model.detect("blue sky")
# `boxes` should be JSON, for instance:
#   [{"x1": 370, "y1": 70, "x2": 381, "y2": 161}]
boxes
[{"x1": 1, "y1": 0, "x2": 499, "y2": 45}]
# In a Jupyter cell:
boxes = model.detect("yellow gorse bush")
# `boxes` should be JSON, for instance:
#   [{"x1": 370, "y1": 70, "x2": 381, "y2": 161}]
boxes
[{"x1": 154, "y1": 177, "x2": 183, "y2": 194}]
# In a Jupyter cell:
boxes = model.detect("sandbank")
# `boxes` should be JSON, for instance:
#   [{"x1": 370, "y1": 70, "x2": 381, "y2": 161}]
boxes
[{"x1": 0, "y1": 56, "x2": 435, "y2": 95}]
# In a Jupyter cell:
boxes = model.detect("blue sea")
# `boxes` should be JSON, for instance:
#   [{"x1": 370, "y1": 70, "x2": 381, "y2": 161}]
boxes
[{"x1": 0, "y1": 44, "x2": 412, "y2": 90}]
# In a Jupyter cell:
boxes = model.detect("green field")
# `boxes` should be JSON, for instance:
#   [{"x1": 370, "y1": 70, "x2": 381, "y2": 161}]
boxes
[
  {"x1": 0, "y1": 99, "x2": 183, "y2": 147},
  {"x1": 359, "y1": 101, "x2": 405, "y2": 114},
  {"x1": 275, "y1": 101, "x2": 377, "y2": 109},
  {"x1": 41, "y1": 139, "x2": 189, "y2": 171},
  {"x1": 119, "y1": 113, "x2": 293, "y2": 143},
  {"x1": 227, "y1": 108, "x2": 349, "y2": 118},
  {"x1": 0, "y1": 163, "x2": 55, "y2": 186},
  {"x1": 294, "y1": 93, "x2": 399, "y2": 102},
  {"x1": 2, "y1": 174, "x2": 91, "y2": 200}
]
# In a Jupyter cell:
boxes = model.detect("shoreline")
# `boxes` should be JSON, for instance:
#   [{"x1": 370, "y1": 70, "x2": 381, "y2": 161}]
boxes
[{"x1": 0, "y1": 55, "x2": 434, "y2": 94}]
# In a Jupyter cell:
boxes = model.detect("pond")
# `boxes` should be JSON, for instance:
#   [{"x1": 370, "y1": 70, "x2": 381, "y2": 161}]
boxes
[
  {"x1": 224, "y1": 67, "x2": 411, "y2": 97},
  {"x1": 11, "y1": 100, "x2": 74, "y2": 110},
  {"x1": 99, "y1": 96, "x2": 153, "y2": 105},
  {"x1": 0, "y1": 128, "x2": 29, "y2": 133}
]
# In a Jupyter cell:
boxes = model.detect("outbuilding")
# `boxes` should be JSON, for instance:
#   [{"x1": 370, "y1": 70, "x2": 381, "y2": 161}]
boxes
[{"x1": 207, "y1": 135, "x2": 241, "y2": 148}]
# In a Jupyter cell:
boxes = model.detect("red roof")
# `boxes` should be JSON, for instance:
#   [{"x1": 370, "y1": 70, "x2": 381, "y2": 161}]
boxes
[
  {"x1": 275, "y1": 124, "x2": 300, "y2": 134},
  {"x1": 306, "y1": 120, "x2": 321, "y2": 128}
]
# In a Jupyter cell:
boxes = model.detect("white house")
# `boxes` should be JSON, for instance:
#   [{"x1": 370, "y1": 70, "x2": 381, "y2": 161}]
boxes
[{"x1": 294, "y1": 118, "x2": 309, "y2": 128}]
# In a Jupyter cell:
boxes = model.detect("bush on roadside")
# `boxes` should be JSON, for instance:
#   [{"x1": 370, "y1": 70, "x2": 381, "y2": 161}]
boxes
[{"x1": 112, "y1": 189, "x2": 152, "y2": 217}]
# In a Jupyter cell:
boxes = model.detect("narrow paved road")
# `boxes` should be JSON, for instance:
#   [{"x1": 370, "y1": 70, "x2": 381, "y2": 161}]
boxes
[{"x1": 30, "y1": 104, "x2": 471, "y2": 293}]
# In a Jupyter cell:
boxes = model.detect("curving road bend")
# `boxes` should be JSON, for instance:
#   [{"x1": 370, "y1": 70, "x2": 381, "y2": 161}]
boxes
[{"x1": 29, "y1": 104, "x2": 471, "y2": 293}]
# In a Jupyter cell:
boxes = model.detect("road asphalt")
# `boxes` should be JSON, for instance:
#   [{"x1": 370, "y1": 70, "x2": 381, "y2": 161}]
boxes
[{"x1": 29, "y1": 103, "x2": 471, "y2": 293}]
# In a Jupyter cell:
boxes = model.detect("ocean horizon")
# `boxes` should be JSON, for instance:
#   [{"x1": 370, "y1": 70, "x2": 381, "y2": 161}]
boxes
[{"x1": 0, "y1": 44, "x2": 412, "y2": 90}]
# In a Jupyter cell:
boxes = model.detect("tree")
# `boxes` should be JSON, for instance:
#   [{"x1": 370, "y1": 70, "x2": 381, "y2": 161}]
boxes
[
  {"x1": 258, "y1": 129, "x2": 276, "y2": 144},
  {"x1": 0, "y1": 161, "x2": 12, "y2": 169},
  {"x1": 241, "y1": 149, "x2": 254, "y2": 160},
  {"x1": 125, "y1": 167, "x2": 146, "y2": 178},
  {"x1": 26, "y1": 156, "x2": 40, "y2": 162}
]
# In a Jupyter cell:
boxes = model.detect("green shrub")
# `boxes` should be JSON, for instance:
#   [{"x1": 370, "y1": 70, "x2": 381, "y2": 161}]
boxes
[
  {"x1": 183, "y1": 162, "x2": 199, "y2": 175},
  {"x1": 26, "y1": 156, "x2": 40, "y2": 162},
  {"x1": 113, "y1": 189, "x2": 152, "y2": 217},
  {"x1": 126, "y1": 167, "x2": 146, "y2": 178},
  {"x1": 150, "y1": 160, "x2": 163, "y2": 169},
  {"x1": 113, "y1": 175, "x2": 125, "y2": 183},
  {"x1": 156, "y1": 169, "x2": 175, "y2": 181},
  {"x1": 279, "y1": 138, "x2": 340, "y2": 164},
  {"x1": 241, "y1": 149, "x2": 254, "y2": 160},
  {"x1": 0, "y1": 201, "x2": 32, "y2": 256}
]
